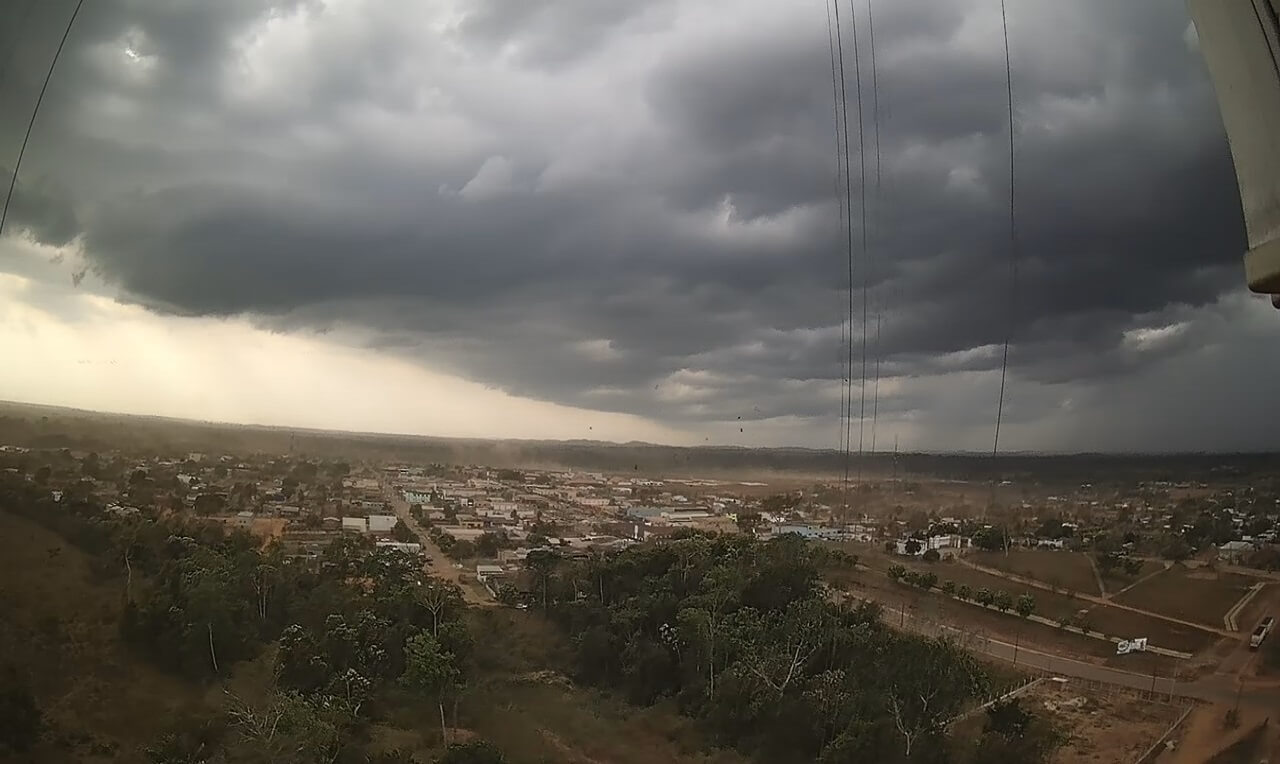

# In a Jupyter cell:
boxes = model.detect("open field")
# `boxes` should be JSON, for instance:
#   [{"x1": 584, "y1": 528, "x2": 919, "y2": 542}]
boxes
[
  {"x1": 1101, "y1": 559, "x2": 1165, "y2": 593},
  {"x1": 833, "y1": 561, "x2": 1184, "y2": 673},
  {"x1": 1114, "y1": 568, "x2": 1257, "y2": 628},
  {"x1": 920, "y1": 560, "x2": 1087, "y2": 622},
  {"x1": 971, "y1": 550, "x2": 1102, "y2": 596},
  {"x1": 1080, "y1": 603, "x2": 1215, "y2": 655},
  {"x1": 845, "y1": 546, "x2": 1086, "y2": 621}
]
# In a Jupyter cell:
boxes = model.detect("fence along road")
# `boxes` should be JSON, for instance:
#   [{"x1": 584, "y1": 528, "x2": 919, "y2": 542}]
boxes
[{"x1": 874, "y1": 601, "x2": 1280, "y2": 707}]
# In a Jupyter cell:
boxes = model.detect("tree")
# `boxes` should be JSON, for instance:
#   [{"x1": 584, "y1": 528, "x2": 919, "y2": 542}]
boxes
[
  {"x1": 904, "y1": 539, "x2": 922, "y2": 555},
  {"x1": 973, "y1": 526, "x2": 1005, "y2": 552},
  {"x1": 1015, "y1": 594, "x2": 1036, "y2": 619},
  {"x1": 915, "y1": 572, "x2": 937, "y2": 590},
  {"x1": 223, "y1": 690, "x2": 352, "y2": 764},
  {"x1": 968, "y1": 699, "x2": 1064, "y2": 764},
  {"x1": 402, "y1": 633, "x2": 459, "y2": 745},
  {"x1": 885, "y1": 637, "x2": 989, "y2": 759},
  {"x1": 975, "y1": 588, "x2": 995, "y2": 607},
  {"x1": 525, "y1": 549, "x2": 561, "y2": 611},
  {"x1": 921, "y1": 548, "x2": 941, "y2": 563},
  {"x1": 1161, "y1": 536, "x2": 1193, "y2": 563},
  {"x1": 391, "y1": 520, "x2": 417, "y2": 544},
  {"x1": 419, "y1": 579, "x2": 464, "y2": 638},
  {"x1": 735, "y1": 511, "x2": 763, "y2": 537},
  {"x1": 193, "y1": 493, "x2": 225, "y2": 515},
  {"x1": 887, "y1": 564, "x2": 907, "y2": 582},
  {"x1": 475, "y1": 532, "x2": 508, "y2": 559},
  {"x1": 993, "y1": 590, "x2": 1014, "y2": 612},
  {"x1": 941, "y1": 580, "x2": 956, "y2": 596},
  {"x1": 957, "y1": 584, "x2": 972, "y2": 601},
  {"x1": 438, "y1": 739, "x2": 507, "y2": 764}
]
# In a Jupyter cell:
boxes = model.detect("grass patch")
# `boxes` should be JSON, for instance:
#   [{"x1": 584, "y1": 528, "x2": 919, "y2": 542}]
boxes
[
  {"x1": 908, "y1": 560, "x2": 1086, "y2": 622},
  {"x1": 970, "y1": 550, "x2": 1102, "y2": 596},
  {"x1": 1112, "y1": 568, "x2": 1255, "y2": 627},
  {"x1": 1078, "y1": 604, "x2": 1212, "y2": 654}
]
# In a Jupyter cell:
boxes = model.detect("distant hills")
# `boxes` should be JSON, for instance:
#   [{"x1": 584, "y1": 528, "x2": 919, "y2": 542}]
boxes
[{"x1": 0, "y1": 399, "x2": 1276, "y2": 483}]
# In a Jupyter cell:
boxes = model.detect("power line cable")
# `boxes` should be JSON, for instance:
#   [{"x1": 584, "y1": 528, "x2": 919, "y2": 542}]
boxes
[
  {"x1": 0, "y1": 0, "x2": 86, "y2": 239},
  {"x1": 825, "y1": 0, "x2": 850, "y2": 472},
  {"x1": 847, "y1": 0, "x2": 869, "y2": 495},
  {"x1": 831, "y1": 0, "x2": 857, "y2": 515},
  {"x1": 867, "y1": 0, "x2": 884, "y2": 457},
  {"x1": 991, "y1": 0, "x2": 1019, "y2": 492}
]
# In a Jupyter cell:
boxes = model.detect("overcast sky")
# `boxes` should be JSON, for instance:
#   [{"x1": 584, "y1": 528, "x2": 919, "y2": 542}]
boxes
[{"x1": 0, "y1": 0, "x2": 1276, "y2": 453}]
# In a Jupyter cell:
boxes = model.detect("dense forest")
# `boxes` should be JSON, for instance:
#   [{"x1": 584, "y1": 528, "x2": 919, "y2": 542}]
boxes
[
  {"x1": 0, "y1": 467, "x2": 1062, "y2": 763},
  {"x1": 0, "y1": 472, "x2": 488, "y2": 763},
  {"x1": 518, "y1": 534, "x2": 1060, "y2": 762}
]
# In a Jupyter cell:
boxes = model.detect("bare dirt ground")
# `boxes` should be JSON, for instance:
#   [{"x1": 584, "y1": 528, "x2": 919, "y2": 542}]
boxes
[
  {"x1": 1157, "y1": 703, "x2": 1278, "y2": 763},
  {"x1": 1015, "y1": 680, "x2": 1187, "y2": 763}
]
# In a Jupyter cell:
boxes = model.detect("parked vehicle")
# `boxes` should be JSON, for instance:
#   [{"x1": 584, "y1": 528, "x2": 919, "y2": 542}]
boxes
[{"x1": 1250, "y1": 616, "x2": 1274, "y2": 649}]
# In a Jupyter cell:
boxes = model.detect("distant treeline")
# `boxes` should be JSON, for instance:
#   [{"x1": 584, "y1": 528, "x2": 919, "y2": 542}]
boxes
[{"x1": 2, "y1": 401, "x2": 1278, "y2": 483}]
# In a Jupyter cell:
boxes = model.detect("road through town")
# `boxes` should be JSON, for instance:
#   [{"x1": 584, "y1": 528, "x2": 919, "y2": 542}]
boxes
[{"x1": 380, "y1": 479, "x2": 495, "y2": 607}]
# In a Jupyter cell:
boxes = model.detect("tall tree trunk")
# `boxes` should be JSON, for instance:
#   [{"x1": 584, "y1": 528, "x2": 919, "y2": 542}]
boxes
[
  {"x1": 123, "y1": 548, "x2": 133, "y2": 604},
  {"x1": 438, "y1": 699, "x2": 448, "y2": 745},
  {"x1": 208, "y1": 622, "x2": 219, "y2": 675}
]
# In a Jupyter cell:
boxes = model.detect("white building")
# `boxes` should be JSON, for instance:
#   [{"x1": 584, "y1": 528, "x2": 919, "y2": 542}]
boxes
[
  {"x1": 403, "y1": 490, "x2": 432, "y2": 505},
  {"x1": 342, "y1": 517, "x2": 368, "y2": 533},
  {"x1": 439, "y1": 526, "x2": 486, "y2": 541},
  {"x1": 368, "y1": 514, "x2": 398, "y2": 534},
  {"x1": 476, "y1": 564, "x2": 504, "y2": 582}
]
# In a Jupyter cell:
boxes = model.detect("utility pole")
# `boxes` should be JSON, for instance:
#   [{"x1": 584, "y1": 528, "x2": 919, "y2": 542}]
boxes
[{"x1": 892, "y1": 435, "x2": 899, "y2": 485}]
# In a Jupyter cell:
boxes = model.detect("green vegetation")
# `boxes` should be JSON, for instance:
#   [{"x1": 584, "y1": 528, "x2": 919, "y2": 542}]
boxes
[
  {"x1": 0, "y1": 467, "x2": 1063, "y2": 764},
  {"x1": 890, "y1": 564, "x2": 1036, "y2": 619},
  {"x1": 0, "y1": 474, "x2": 486, "y2": 762},
  {"x1": 960, "y1": 699, "x2": 1065, "y2": 763},
  {"x1": 520, "y1": 532, "x2": 1058, "y2": 763}
]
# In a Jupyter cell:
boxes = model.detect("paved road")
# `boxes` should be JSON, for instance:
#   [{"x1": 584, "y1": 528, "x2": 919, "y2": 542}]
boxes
[
  {"x1": 879, "y1": 601, "x2": 1280, "y2": 706},
  {"x1": 379, "y1": 480, "x2": 495, "y2": 607}
]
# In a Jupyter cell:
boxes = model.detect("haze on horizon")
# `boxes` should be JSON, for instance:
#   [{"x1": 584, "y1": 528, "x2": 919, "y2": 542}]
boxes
[{"x1": 2, "y1": 0, "x2": 1278, "y2": 454}]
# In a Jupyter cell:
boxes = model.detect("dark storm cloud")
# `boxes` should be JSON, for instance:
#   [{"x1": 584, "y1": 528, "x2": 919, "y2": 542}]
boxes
[{"x1": 0, "y1": 0, "x2": 1257, "y2": 445}]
